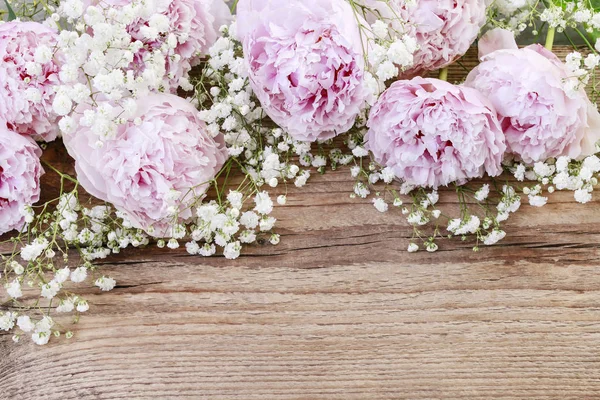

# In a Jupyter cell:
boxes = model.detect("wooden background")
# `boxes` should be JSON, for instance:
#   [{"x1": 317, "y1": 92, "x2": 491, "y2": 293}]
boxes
[{"x1": 1, "y1": 47, "x2": 600, "y2": 399}]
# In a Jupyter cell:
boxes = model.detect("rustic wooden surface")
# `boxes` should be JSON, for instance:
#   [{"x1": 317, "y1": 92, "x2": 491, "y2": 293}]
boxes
[{"x1": 2, "y1": 47, "x2": 600, "y2": 400}]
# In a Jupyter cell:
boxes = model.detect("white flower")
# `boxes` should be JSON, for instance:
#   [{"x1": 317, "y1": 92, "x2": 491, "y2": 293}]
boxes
[
  {"x1": 474, "y1": 184, "x2": 490, "y2": 202},
  {"x1": 56, "y1": 299, "x2": 75, "y2": 313},
  {"x1": 185, "y1": 241, "x2": 200, "y2": 255},
  {"x1": 407, "y1": 243, "x2": 419, "y2": 253},
  {"x1": 371, "y1": 20, "x2": 389, "y2": 38},
  {"x1": 533, "y1": 162, "x2": 555, "y2": 178},
  {"x1": 449, "y1": 216, "x2": 480, "y2": 235},
  {"x1": 514, "y1": 164, "x2": 526, "y2": 181},
  {"x1": 35, "y1": 316, "x2": 53, "y2": 332},
  {"x1": 70, "y1": 266, "x2": 88, "y2": 283},
  {"x1": 350, "y1": 166, "x2": 361, "y2": 178},
  {"x1": 17, "y1": 316, "x2": 34, "y2": 332},
  {"x1": 240, "y1": 211, "x2": 260, "y2": 229},
  {"x1": 354, "y1": 182, "x2": 370, "y2": 198},
  {"x1": 277, "y1": 195, "x2": 287, "y2": 205},
  {"x1": 312, "y1": 155, "x2": 327, "y2": 168},
  {"x1": 381, "y1": 167, "x2": 395, "y2": 183},
  {"x1": 254, "y1": 191, "x2": 273, "y2": 215},
  {"x1": 199, "y1": 243, "x2": 216, "y2": 257},
  {"x1": 197, "y1": 203, "x2": 219, "y2": 222},
  {"x1": 352, "y1": 146, "x2": 369, "y2": 157},
  {"x1": 76, "y1": 300, "x2": 89, "y2": 312},
  {"x1": 6, "y1": 279, "x2": 22, "y2": 299},
  {"x1": 54, "y1": 267, "x2": 71, "y2": 284},
  {"x1": 372, "y1": 198, "x2": 388, "y2": 213},
  {"x1": 223, "y1": 241, "x2": 241, "y2": 260},
  {"x1": 0, "y1": 312, "x2": 16, "y2": 331},
  {"x1": 227, "y1": 191, "x2": 244, "y2": 209},
  {"x1": 425, "y1": 242, "x2": 438, "y2": 253},
  {"x1": 63, "y1": 0, "x2": 84, "y2": 19},
  {"x1": 239, "y1": 230, "x2": 257, "y2": 244},
  {"x1": 574, "y1": 188, "x2": 593, "y2": 204},
  {"x1": 21, "y1": 238, "x2": 49, "y2": 262},
  {"x1": 427, "y1": 191, "x2": 439, "y2": 206},
  {"x1": 483, "y1": 230, "x2": 507, "y2": 246},
  {"x1": 376, "y1": 60, "x2": 398, "y2": 81},
  {"x1": 52, "y1": 92, "x2": 73, "y2": 116},
  {"x1": 41, "y1": 280, "x2": 61, "y2": 299},
  {"x1": 269, "y1": 234, "x2": 280, "y2": 245},
  {"x1": 259, "y1": 216, "x2": 276, "y2": 232},
  {"x1": 95, "y1": 276, "x2": 116, "y2": 291},
  {"x1": 528, "y1": 195, "x2": 548, "y2": 207},
  {"x1": 555, "y1": 156, "x2": 570, "y2": 172},
  {"x1": 32, "y1": 331, "x2": 51, "y2": 346}
]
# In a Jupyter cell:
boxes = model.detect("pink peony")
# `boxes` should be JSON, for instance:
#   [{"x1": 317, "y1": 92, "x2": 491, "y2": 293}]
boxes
[
  {"x1": 359, "y1": 0, "x2": 486, "y2": 77},
  {"x1": 465, "y1": 28, "x2": 600, "y2": 164},
  {"x1": 84, "y1": 0, "x2": 232, "y2": 92},
  {"x1": 365, "y1": 77, "x2": 506, "y2": 189},
  {"x1": 237, "y1": 0, "x2": 371, "y2": 142},
  {"x1": 63, "y1": 94, "x2": 228, "y2": 236},
  {"x1": 0, "y1": 127, "x2": 44, "y2": 235},
  {"x1": 0, "y1": 21, "x2": 62, "y2": 142}
]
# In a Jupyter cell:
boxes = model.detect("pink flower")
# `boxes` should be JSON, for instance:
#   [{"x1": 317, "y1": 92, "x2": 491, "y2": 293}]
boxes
[
  {"x1": 63, "y1": 94, "x2": 228, "y2": 236},
  {"x1": 0, "y1": 21, "x2": 62, "y2": 141},
  {"x1": 0, "y1": 127, "x2": 44, "y2": 235},
  {"x1": 465, "y1": 28, "x2": 600, "y2": 163},
  {"x1": 85, "y1": 0, "x2": 231, "y2": 92},
  {"x1": 365, "y1": 77, "x2": 506, "y2": 189},
  {"x1": 360, "y1": 0, "x2": 486, "y2": 77},
  {"x1": 237, "y1": 0, "x2": 371, "y2": 142}
]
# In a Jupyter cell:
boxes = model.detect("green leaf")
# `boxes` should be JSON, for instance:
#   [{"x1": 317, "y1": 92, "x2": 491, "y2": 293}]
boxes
[{"x1": 3, "y1": 0, "x2": 16, "y2": 21}]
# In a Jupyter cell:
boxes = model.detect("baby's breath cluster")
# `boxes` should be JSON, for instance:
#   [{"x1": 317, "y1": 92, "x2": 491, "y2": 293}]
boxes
[{"x1": 1, "y1": 171, "x2": 146, "y2": 345}]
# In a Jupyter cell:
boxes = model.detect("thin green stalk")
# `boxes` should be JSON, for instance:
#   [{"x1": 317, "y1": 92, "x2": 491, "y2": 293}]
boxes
[
  {"x1": 438, "y1": 67, "x2": 449, "y2": 82},
  {"x1": 545, "y1": 27, "x2": 555, "y2": 51}
]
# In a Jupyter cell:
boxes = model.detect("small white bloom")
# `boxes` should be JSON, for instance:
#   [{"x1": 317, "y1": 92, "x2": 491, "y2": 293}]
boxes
[
  {"x1": 474, "y1": 184, "x2": 490, "y2": 202},
  {"x1": 528, "y1": 195, "x2": 548, "y2": 207},
  {"x1": 41, "y1": 280, "x2": 61, "y2": 299},
  {"x1": 407, "y1": 243, "x2": 419, "y2": 253},
  {"x1": 254, "y1": 191, "x2": 274, "y2": 215},
  {"x1": 56, "y1": 299, "x2": 75, "y2": 313},
  {"x1": 95, "y1": 276, "x2": 116, "y2": 291},
  {"x1": 0, "y1": 312, "x2": 16, "y2": 331},
  {"x1": 483, "y1": 230, "x2": 507, "y2": 246},
  {"x1": 54, "y1": 267, "x2": 70, "y2": 284},
  {"x1": 352, "y1": 146, "x2": 369, "y2": 158},
  {"x1": 70, "y1": 267, "x2": 88, "y2": 283},
  {"x1": 372, "y1": 198, "x2": 388, "y2": 213},
  {"x1": 6, "y1": 279, "x2": 22, "y2": 299},
  {"x1": 76, "y1": 300, "x2": 89, "y2": 312},
  {"x1": 17, "y1": 316, "x2": 34, "y2": 332},
  {"x1": 269, "y1": 234, "x2": 281, "y2": 245},
  {"x1": 223, "y1": 241, "x2": 242, "y2": 260},
  {"x1": 574, "y1": 188, "x2": 593, "y2": 204}
]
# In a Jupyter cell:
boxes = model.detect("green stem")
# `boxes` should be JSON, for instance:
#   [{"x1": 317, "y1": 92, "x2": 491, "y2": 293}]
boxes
[
  {"x1": 438, "y1": 67, "x2": 449, "y2": 82},
  {"x1": 545, "y1": 27, "x2": 555, "y2": 51}
]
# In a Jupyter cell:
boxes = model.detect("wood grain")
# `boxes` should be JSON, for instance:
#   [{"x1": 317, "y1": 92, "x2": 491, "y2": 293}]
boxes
[{"x1": 1, "y1": 46, "x2": 600, "y2": 400}]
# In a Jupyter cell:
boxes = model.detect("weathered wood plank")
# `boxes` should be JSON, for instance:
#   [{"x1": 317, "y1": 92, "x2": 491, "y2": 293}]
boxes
[{"x1": 1, "y1": 46, "x2": 600, "y2": 399}]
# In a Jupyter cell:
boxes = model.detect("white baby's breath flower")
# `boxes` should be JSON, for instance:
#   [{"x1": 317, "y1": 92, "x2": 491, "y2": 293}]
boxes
[
  {"x1": 95, "y1": 276, "x2": 116, "y2": 291},
  {"x1": 223, "y1": 241, "x2": 242, "y2": 260},
  {"x1": 372, "y1": 198, "x2": 388, "y2": 213},
  {"x1": 70, "y1": 266, "x2": 88, "y2": 283},
  {"x1": 41, "y1": 280, "x2": 61, "y2": 299},
  {"x1": 6, "y1": 280, "x2": 23, "y2": 299}
]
